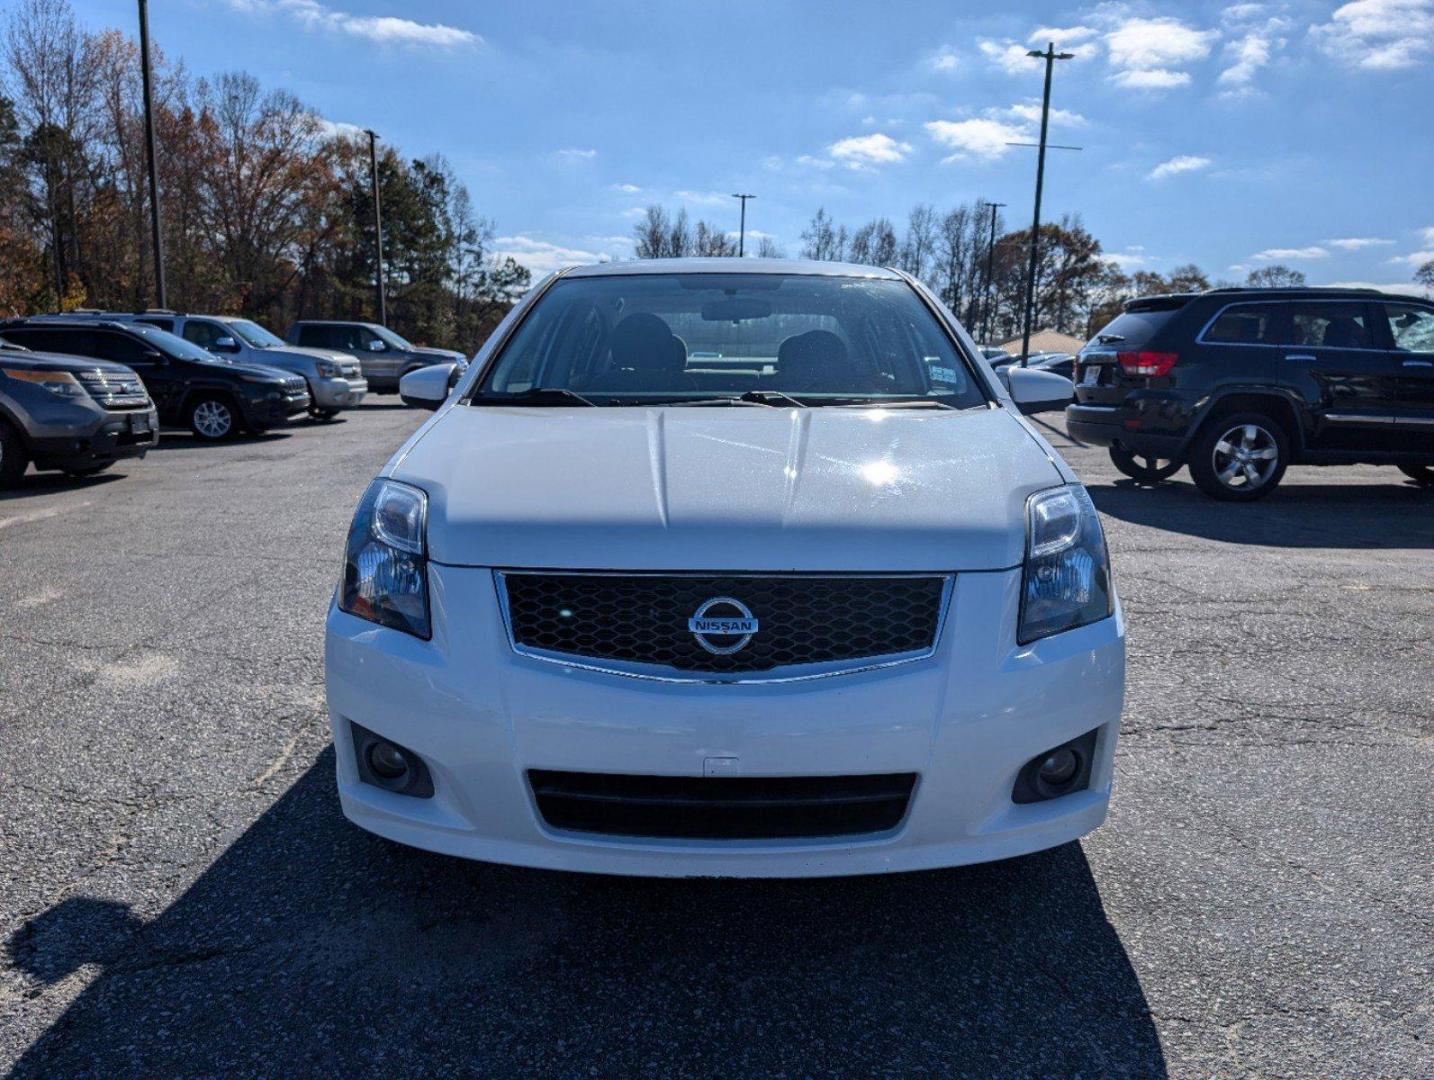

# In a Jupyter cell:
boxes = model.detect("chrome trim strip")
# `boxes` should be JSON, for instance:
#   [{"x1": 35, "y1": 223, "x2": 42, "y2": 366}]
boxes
[
  {"x1": 1392, "y1": 415, "x2": 1434, "y2": 426},
  {"x1": 1324, "y1": 413, "x2": 1393, "y2": 425},
  {"x1": 492, "y1": 570, "x2": 956, "y2": 685}
]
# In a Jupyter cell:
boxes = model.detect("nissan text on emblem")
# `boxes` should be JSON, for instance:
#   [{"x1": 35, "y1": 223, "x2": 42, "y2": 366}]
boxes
[{"x1": 687, "y1": 596, "x2": 760, "y2": 655}]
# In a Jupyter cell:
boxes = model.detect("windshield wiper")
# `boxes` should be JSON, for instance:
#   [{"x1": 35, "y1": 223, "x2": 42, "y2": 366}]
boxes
[
  {"x1": 471, "y1": 387, "x2": 596, "y2": 407},
  {"x1": 1095, "y1": 333, "x2": 1125, "y2": 344},
  {"x1": 654, "y1": 396, "x2": 773, "y2": 407},
  {"x1": 821, "y1": 397, "x2": 956, "y2": 410},
  {"x1": 737, "y1": 389, "x2": 807, "y2": 408},
  {"x1": 655, "y1": 390, "x2": 808, "y2": 408}
]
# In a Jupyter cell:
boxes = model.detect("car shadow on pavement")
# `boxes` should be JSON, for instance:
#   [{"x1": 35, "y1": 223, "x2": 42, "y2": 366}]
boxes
[
  {"x1": 149, "y1": 430, "x2": 294, "y2": 451},
  {"x1": 0, "y1": 470, "x2": 128, "y2": 501},
  {"x1": 7, "y1": 751, "x2": 1165, "y2": 1079},
  {"x1": 1089, "y1": 477, "x2": 1434, "y2": 550}
]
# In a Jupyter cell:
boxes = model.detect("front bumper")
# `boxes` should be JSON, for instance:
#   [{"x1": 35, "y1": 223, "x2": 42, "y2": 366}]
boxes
[
  {"x1": 28, "y1": 406, "x2": 160, "y2": 469},
  {"x1": 242, "y1": 389, "x2": 311, "y2": 427},
  {"x1": 309, "y1": 376, "x2": 368, "y2": 410},
  {"x1": 325, "y1": 565, "x2": 1125, "y2": 877}
]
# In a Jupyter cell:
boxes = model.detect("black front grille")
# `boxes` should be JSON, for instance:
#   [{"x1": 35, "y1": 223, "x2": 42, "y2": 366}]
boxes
[
  {"x1": 501, "y1": 573, "x2": 946, "y2": 673},
  {"x1": 529, "y1": 770, "x2": 917, "y2": 839}
]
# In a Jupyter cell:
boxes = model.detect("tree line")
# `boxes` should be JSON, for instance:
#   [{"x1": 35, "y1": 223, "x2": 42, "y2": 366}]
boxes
[{"x1": 0, "y1": 0, "x2": 528, "y2": 350}]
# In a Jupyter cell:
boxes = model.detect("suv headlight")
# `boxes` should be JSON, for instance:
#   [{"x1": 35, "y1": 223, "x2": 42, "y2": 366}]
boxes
[
  {"x1": 315, "y1": 360, "x2": 339, "y2": 378},
  {"x1": 3, "y1": 368, "x2": 87, "y2": 399},
  {"x1": 1019, "y1": 485, "x2": 1112, "y2": 644},
  {"x1": 338, "y1": 479, "x2": 430, "y2": 638}
]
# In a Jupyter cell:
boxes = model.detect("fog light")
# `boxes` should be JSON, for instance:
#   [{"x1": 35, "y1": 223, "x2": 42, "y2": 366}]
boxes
[
  {"x1": 1038, "y1": 748, "x2": 1078, "y2": 786},
  {"x1": 1012, "y1": 728, "x2": 1099, "y2": 804},
  {"x1": 350, "y1": 721, "x2": 434, "y2": 798},
  {"x1": 368, "y1": 741, "x2": 409, "y2": 780}
]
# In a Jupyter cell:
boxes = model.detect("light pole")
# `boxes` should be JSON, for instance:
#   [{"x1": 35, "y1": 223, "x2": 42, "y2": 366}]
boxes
[
  {"x1": 365, "y1": 129, "x2": 387, "y2": 325},
  {"x1": 731, "y1": 193, "x2": 755, "y2": 256},
  {"x1": 1018, "y1": 43, "x2": 1073, "y2": 366},
  {"x1": 980, "y1": 201, "x2": 1006, "y2": 344},
  {"x1": 137, "y1": 0, "x2": 166, "y2": 309}
]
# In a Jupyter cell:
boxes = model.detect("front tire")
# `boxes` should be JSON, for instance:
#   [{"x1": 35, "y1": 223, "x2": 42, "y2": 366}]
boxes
[
  {"x1": 1398, "y1": 464, "x2": 1434, "y2": 486},
  {"x1": 309, "y1": 407, "x2": 340, "y2": 421},
  {"x1": 0, "y1": 418, "x2": 28, "y2": 489},
  {"x1": 1109, "y1": 445, "x2": 1182, "y2": 484},
  {"x1": 1188, "y1": 412, "x2": 1289, "y2": 501},
  {"x1": 64, "y1": 464, "x2": 112, "y2": 478},
  {"x1": 188, "y1": 396, "x2": 237, "y2": 441}
]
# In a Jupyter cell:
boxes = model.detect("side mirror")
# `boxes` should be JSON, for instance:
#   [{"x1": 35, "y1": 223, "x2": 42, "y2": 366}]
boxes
[
  {"x1": 213, "y1": 336, "x2": 239, "y2": 351},
  {"x1": 366, "y1": 339, "x2": 387, "y2": 352},
  {"x1": 399, "y1": 363, "x2": 454, "y2": 411},
  {"x1": 143, "y1": 349, "x2": 165, "y2": 363},
  {"x1": 1003, "y1": 366, "x2": 1074, "y2": 415}
]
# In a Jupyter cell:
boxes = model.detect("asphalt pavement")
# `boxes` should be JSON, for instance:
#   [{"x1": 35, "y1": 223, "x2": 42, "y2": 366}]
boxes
[{"x1": 1, "y1": 401, "x2": 1430, "y2": 1078}]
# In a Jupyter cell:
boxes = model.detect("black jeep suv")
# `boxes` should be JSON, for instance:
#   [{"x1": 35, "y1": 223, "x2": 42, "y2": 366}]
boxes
[
  {"x1": 0, "y1": 319, "x2": 310, "y2": 441},
  {"x1": 1066, "y1": 288, "x2": 1434, "y2": 500}
]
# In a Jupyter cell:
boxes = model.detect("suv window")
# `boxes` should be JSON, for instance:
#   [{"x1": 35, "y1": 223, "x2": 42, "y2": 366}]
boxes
[
  {"x1": 1202, "y1": 302, "x2": 1286, "y2": 345},
  {"x1": 92, "y1": 330, "x2": 154, "y2": 365},
  {"x1": 1382, "y1": 303, "x2": 1434, "y2": 351},
  {"x1": 182, "y1": 320, "x2": 228, "y2": 349},
  {"x1": 1087, "y1": 307, "x2": 1180, "y2": 349},
  {"x1": 1290, "y1": 302, "x2": 1372, "y2": 349},
  {"x1": 135, "y1": 317, "x2": 174, "y2": 332}
]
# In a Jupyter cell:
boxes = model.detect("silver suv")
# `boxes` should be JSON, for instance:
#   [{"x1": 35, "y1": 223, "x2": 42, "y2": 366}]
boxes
[{"x1": 129, "y1": 313, "x2": 367, "y2": 419}]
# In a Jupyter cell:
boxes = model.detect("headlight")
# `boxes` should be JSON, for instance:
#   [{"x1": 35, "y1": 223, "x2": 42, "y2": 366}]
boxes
[
  {"x1": 3, "y1": 368, "x2": 87, "y2": 399},
  {"x1": 1018, "y1": 485, "x2": 1112, "y2": 644},
  {"x1": 338, "y1": 479, "x2": 430, "y2": 638},
  {"x1": 315, "y1": 360, "x2": 339, "y2": 378},
  {"x1": 241, "y1": 374, "x2": 285, "y2": 386}
]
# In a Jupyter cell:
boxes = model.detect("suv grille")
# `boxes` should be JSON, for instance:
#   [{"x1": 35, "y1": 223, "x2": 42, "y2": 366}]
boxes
[
  {"x1": 77, "y1": 368, "x2": 149, "y2": 410},
  {"x1": 500, "y1": 573, "x2": 947, "y2": 674},
  {"x1": 529, "y1": 770, "x2": 917, "y2": 839}
]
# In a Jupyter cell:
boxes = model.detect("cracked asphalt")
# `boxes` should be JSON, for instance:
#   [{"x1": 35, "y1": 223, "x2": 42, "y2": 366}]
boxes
[{"x1": 1, "y1": 402, "x2": 1430, "y2": 1078}]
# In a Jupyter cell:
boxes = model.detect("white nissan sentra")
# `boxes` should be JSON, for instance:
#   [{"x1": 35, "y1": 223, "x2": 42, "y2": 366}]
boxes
[{"x1": 325, "y1": 259, "x2": 1124, "y2": 877}]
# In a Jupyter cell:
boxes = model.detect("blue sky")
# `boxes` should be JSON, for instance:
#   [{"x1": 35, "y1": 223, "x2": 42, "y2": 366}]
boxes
[{"x1": 75, "y1": 0, "x2": 1434, "y2": 289}]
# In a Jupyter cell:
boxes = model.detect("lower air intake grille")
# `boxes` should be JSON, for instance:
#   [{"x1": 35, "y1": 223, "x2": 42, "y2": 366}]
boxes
[
  {"x1": 501, "y1": 573, "x2": 947, "y2": 673},
  {"x1": 528, "y1": 770, "x2": 917, "y2": 840}
]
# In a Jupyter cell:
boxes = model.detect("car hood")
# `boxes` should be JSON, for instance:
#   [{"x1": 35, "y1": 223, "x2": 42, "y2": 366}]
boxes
[
  {"x1": 253, "y1": 345, "x2": 354, "y2": 367},
  {"x1": 6, "y1": 352, "x2": 137, "y2": 374},
  {"x1": 411, "y1": 346, "x2": 466, "y2": 363},
  {"x1": 394, "y1": 406, "x2": 1064, "y2": 572},
  {"x1": 219, "y1": 360, "x2": 304, "y2": 386}
]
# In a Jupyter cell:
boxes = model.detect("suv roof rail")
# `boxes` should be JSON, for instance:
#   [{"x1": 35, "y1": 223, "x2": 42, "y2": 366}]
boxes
[{"x1": 1202, "y1": 285, "x2": 1384, "y2": 295}]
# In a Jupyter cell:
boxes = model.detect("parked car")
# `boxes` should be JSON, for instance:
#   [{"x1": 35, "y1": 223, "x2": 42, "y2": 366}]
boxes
[
  {"x1": 979, "y1": 346, "x2": 1016, "y2": 366},
  {"x1": 1067, "y1": 287, "x2": 1434, "y2": 499},
  {"x1": 0, "y1": 336, "x2": 158, "y2": 488},
  {"x1": 1027, "y1": 352, "x2": 1076, "y2": 380},
  {"x1": 0, "y1": 319, "x2": 310, "y2": 441},
  {"x1": 123, "y1": 313, "x2": 367, "y2": 420},
  {"x1": 329, "y1": 258, "x2": 1117, "y2": 878},
  {"x1": 285, "y1": 320, "x2": 466, "y2": 393}
]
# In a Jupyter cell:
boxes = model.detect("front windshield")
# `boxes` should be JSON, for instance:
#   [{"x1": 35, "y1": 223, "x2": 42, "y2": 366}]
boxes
[
  {"x1": 475, "y1": 272, "x2": 986, "y2": 407},
  {"x1": 132, "y1": 324, "x2": 232, "y2": 364},
  {"x1": 373, "y1": 325, "x2": 414, "y2": 350},
  {"x1": 227, "y1": 319, "x2": 285, "y2": 348}
]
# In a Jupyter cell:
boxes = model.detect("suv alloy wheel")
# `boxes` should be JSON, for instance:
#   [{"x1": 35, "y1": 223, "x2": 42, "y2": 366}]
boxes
[
  {"x1": 1188, "y1": 412, "x2": 1289, "y2": 501},
  {"x1": 1108, "y1": 445, "x2": 1182, "y2": 484},
  {"x1": 189, "y1": 395, "x2": 236, "y2": 440}
]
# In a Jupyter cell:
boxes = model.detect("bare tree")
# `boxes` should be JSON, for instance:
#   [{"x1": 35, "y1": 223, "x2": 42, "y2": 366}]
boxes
[
  {"x1": 755, "y1": 235, "x2": 783, "y2": 259},
  {"x1": 632, "y1": 204, "x2": 668, "y2": 259},
  {"x1": 899, "y1": 203, "x2": 938, "y2": 280},
  {"x1": 1245, "y1": 265, "x2": 1306, "y2": 288}
]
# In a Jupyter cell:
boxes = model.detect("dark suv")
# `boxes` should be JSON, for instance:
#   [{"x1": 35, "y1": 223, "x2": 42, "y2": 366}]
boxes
[
  {"x1": 0, "y1": 338, "x2": 158, "y2": 488},
  {"x1": 285, "y1": 320, "x2": 465, "y2": 392},
  {"x1": 0, "y1": 319, "x2": 311, "y2": 441},
  {"x1": 1066, "y1": 288, "x2": 1434, "y2": 499}
]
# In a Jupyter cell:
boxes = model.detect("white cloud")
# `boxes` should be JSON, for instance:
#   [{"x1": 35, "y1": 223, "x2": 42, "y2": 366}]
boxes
[
  {"x1": 1218, "y1": 32, "x2": 1273, "y2": 89},
  {"x1": 1105, "y1": 16, "x2": 1218, "y2": 89},
  {"x1": 1419, "y1": 226, "x2": 1434, "y2": 245},
  {"x1": 1001, "y1": 102, "x2": 1086, "y2": 127},
  {"x1": 610, "y1": 182, "x2": 641, "y2": 193},
  {"x1": 314, "y1": 117, "x2": 364, "y2": 140},
  {"x1": 1312, "y1": 0, "x2": 1434, "y2": 70},
  {"x1": 978, "y1": 39, "x2": 1040, "y2": 75},
  {"x1": 1106, "y1": 251, "x2": 1150, "y2": 271},
  {"x1": 826, "y1": 133, "x2": 913, "y2": 169},
  {"x1": 673, "y1": 189, "x2": 733, "y2": 207},
  {"x1": 930, "y1": 46, "x2": 960, "y2": 71},
  {"x1": 228, "y1": 0, "x2": 479, "y2": 47},
  {"x1": 1253, "y1": 246, "x2": 1330, "y2": 260},
  {"x1": 554, "y1": 148, "x2": 597, "y2": 162},
  {"x1": 1326, "y1": 280, "x2": 1431, "y2": 296},
  {"x1": 1326, "y1": 237, "x2": 1394, "y2": 249},
  {"x1": 1028, "y1": 24, "x2": 1099, "y2": 45},
  {"x1": 796, "y1": 154, "x2": 836, "y2": 170},
  {"x1": 493, "y1": 235, "x2": 607, "y2": 274},
  {"x1": 1146, "y1": 154, "x2": 1212, "y2": 180},
  {"x1": 925, "y1": 118, "x2": 1028, "y2": 163},
  {"x1": 1388, "y1": 249, "x2": 1434, "y2": 266}
]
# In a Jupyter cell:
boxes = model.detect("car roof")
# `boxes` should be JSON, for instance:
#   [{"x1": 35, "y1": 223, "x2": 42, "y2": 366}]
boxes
[{"x1": 560, "y1": 258, "x2": 904, "y2": 280}]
